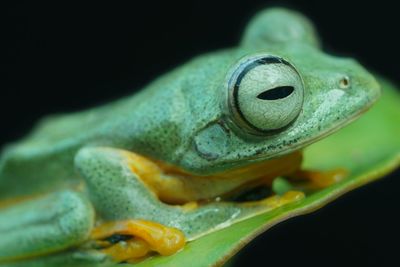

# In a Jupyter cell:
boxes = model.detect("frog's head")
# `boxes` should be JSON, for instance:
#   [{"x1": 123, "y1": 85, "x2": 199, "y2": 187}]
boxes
[{"x1": 177, "y1": 8, "x2": 380, "y2": 175}]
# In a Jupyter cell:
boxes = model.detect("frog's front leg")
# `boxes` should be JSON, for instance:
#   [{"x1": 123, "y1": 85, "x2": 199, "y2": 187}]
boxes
[
  {"x1": 75, "y1": 147, "x2": 304, "y2": 262},
  {"x1": 0, "y1": 190, "x2": 94, "y2": 263}
]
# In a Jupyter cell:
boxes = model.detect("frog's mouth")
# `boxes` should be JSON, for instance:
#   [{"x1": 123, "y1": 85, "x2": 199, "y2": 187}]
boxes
[
  {"x1": 245, "y1": 96, "x2": 378, "y2": 164},
  {"x1": 172, "y1": 79, "x2": 380, "y2": 205},
  {"x1": 185, "y1": 82, "x2": 379, "y2": 179},
  {"x1": 157, "y1": 100, "x2": 371, "y2": 205},
  {"x1": 186, "y1": 93, "x2": 377, "y2": 178},
  {"x1": 211, "y1": 92, "x2": 378, "y2": 202}
]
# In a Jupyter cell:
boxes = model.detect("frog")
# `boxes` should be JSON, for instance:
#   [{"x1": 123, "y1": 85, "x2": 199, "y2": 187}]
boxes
[{"x1": 0, "y1": 7, "x2": 380, "y2": 265}]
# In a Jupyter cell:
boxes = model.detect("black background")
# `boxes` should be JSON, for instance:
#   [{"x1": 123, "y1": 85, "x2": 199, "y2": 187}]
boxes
[{"x1": 1, "y1": 1, "x2": 399, "y2": 266}]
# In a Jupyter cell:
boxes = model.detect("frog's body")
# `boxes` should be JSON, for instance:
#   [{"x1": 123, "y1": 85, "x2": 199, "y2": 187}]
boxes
[{"x1": 0, "y1": 8, "x2": 380, "y2": 264}]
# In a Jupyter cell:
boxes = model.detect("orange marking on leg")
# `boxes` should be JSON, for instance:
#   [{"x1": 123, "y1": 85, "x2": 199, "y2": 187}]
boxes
[
  {"x1": 91, "y1": 220, "x2": 186, "y2": 256},
  {"x1": 120, "y1": 151, "x2": 196, "y2": 203},
  {"x1": 118, "y1": 150, "x2": 305, "y2": 204},
  {"x1": 240, "y1": 190, "x2": 305, "y2": 210}
]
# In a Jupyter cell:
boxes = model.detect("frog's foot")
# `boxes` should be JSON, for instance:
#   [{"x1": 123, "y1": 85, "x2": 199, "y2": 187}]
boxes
[
  {"x1": 238, "y1": 190, "x2": 305, "y2": 213},
  {"x1": 90, "y1": 220, "x2": 185, "y2": 262},
  {"x1": 289, "y1": 168, "x2": 348, "y2": 189},
  {"x1": 261, "y1": 190, "x2": 305, "y2": 207},
  {"x1": 98, "y1": 238, "x2": 150, "y2": 263}
]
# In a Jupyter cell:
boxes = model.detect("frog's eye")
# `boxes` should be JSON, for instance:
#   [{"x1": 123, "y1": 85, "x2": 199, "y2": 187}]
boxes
[{"x1": 226, "y1": 55, "x2": 304, "y2": 135}]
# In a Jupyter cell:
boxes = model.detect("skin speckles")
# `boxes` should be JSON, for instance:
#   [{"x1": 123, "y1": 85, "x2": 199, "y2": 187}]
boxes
[{"x1": 253, "y1": 148, "x2": 265, "y2": 156}]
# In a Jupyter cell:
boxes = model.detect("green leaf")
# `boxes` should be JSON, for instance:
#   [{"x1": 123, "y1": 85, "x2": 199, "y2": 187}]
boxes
[
  {"x1": 6, "y1": 78, "x2": 400, "y2": 267},
  {"x1": 132, "y1": 77, "x2": 400, "y2": 267}
]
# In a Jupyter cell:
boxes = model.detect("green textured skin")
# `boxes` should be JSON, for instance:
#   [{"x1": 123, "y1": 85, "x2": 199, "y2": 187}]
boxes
[{"x1": 0, "y1": 8, "x2": 380, "y2": 264}]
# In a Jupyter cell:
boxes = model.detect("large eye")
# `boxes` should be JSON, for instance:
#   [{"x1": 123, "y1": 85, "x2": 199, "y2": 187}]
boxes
[{"x1": 226, "y1": 55, "x2": 304, "y2": 135}]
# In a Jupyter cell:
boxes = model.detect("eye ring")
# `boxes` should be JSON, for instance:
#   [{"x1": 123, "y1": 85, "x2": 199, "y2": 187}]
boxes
[{"x1": 224, "y1": 55, "x2": 304, "y2": 136}]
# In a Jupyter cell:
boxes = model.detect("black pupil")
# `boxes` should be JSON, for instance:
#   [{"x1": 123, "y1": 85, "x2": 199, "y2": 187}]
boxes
[{"x1": 257, "y1": 86, "x2": 295, "y2": 100}]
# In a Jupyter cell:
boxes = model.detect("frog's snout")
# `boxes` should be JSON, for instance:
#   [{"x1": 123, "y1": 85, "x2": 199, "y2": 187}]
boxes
[
  {"x1": 318, "y1": 58, "x2": 381, "y2": 110},
  {"x1": 344, "y1": 64, "x2": 381, "y2": 106}
]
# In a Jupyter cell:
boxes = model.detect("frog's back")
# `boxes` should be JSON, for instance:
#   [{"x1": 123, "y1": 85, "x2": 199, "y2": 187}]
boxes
[
  {"x1": 0, "y1": 56, "x2": 192, "y2": 199},
  {"x1": 0, "y1": 48, "x2": 240, "y2": 199}
]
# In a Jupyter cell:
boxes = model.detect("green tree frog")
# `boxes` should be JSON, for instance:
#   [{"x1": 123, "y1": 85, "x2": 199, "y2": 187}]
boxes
[{"x1": 0, "y1": 8, "x2": 380, "y2": 264}]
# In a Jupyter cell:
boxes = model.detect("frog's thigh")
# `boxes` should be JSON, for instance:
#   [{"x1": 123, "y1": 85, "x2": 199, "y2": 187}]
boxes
[
  {"x1": 75, "y1": 147, "x2": 305, "y2": 242},
  {"x1": 74, "y1": 147, "x2": 171, "y2": 220},
  {"x1": 74, "y1": 148, "x2": 242, "y2": 241},
  {"x1": 0, "y1": 190, "x2": 94, "y2": 263},
  {"x1": 75, "y1": 147, "x2": 189, "y2": 260}
]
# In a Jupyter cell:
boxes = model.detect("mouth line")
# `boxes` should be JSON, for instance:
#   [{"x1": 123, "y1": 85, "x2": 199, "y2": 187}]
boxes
[{"x1": 226, "y1": 97, "x2": 378, "y2": 166}]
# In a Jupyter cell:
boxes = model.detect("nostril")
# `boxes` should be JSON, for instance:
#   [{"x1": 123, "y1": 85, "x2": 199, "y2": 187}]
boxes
[
  {"x1": 257, "y1": 86, "x2": 295, "y2": 100},
  {"x1": 339, "y1": 76, "x2": 351, "y2": 89}
]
